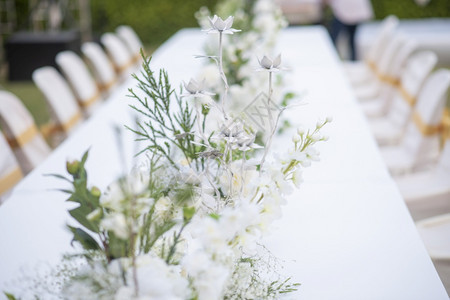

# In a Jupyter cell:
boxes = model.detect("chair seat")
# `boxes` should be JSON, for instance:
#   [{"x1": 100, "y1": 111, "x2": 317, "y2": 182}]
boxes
[
  {"x1": 342, "y1": 61, "x2": 374, "y2": 87},
  {"x1": 360, "y1": 97, "x2": 387, "y2": 118},
  {"x1": 416, "y1": 213, "x2": 450, "y2": 260},
  {"x1": 370, "y1": 118, "x2": 403, "y2": 146},
  {"x1": 396, "y1": 169, "x2": 450, "y2": 220},
  {"x1": 353, "y1": 80, "x2": 381, "y2": 101}
]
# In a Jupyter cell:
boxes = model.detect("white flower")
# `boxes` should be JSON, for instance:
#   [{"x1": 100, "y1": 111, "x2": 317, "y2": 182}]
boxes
[
  {"x1": 181, "y1": 78, "x2": 215, "y2": 102},
  {"x1": 100, "y1": 213, "x2": 129, "y2": 239},
  {"x1": 256, "y1": 54, "x2": 283, "y2": 72},
  {"x1": 292, "y1": 167, "x2": 303, "y2": 188},
  {"x1": 117, "y1": 255, "x2": 189, "y2": 300},
  {"x1": 182, "y1": 250, "x2": 230, "y2": 300},
  {"x1": 203, "y1": 15, "x2": 241, "y2": 34}
]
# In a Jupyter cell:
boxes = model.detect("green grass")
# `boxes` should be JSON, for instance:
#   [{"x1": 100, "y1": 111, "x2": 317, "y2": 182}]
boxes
[{"x1": 0, "y1": 80, "x2": 50, "y2": 126}]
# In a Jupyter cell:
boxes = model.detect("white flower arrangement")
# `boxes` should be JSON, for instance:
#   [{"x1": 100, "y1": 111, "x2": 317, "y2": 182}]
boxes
[
  {"x1": 4, "y1": 9, "x2": 330, "y2": 300},
  {"x1": 195, "y1": 0, "x2": 290, "y2": 113}
]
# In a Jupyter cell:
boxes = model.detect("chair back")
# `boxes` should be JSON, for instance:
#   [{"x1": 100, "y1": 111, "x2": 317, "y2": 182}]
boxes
[
  {"x1": 56, "y1": 51, "x2": 103, "y2": 116},
  {"x1": 401, "y1": 69, "x2": 450, "y2": 168},
  {"x1": 101, "y1": 33, "x2": 135, "y2": 79},
  {"x1": 32, "y1": 66, "x2": 83, "y2": 136},
  {"x1": 386, "y1": 51, "x2": 438, "y2": 128},
  {"x1": 116, "y1": 25, "x2": 143, "y2": 64},
  {"x1": 0, "y1": 91, "x2": 51, "y2": 173},
  {"x1": 81, "y1": 42, "x2": 118, "y2": 95},
  {"x1": 0, "y1": 132, "x2": 23, "y2": 197},
  {"x1": 438, "y1": 139, "x2": 450, "y2": 173},
  {"x1": 386, "y1": 38, "x2": 418, "y2": 82},
  {"x1": 366, "y1": 15, "x2": 399, "y2": 64},
  {"x1": 376, "y1": 33, "x2": 406, "y2": 78}
]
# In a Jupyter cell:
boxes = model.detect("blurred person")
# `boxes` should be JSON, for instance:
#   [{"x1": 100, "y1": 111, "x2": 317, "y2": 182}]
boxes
[{"x1": 326, "y1": 0, "x2": 373, "y2": 60}]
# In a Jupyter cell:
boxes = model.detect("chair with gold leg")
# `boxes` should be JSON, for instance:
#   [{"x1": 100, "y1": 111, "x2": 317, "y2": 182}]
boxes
[
  {"x1": 116, "y1": 25, "x2": 144, "y2": 68},
  {"x1": 0, "y1": 90, "x2": 51, "y2": 174},
  {"x1": 369, "y1": 51, "x2": 438, "y2": 146},
  {"x1": 0, "y1": 132, "x2": 23, "y2": 202},
  {"x1": 343, "y1": 15, "x2": 399, "y2": 87},
  {"x1": 359, "y1": 38, "x2": 418, "y2": 118},
  {"x1": 81, "y1": 42, "x2": 118, "y2": 97},
  {"x1": 101, "y1": 32, "x2": 137, "y2": 81},
  {"x1": 380, "y1": 69, "x2": 450, "y2": 176},
  {"x1": 352, "y1": 33, "x2": 407, "y2": 101},
  {"x1": 56, "y1": 51, "x2": 103, "y2": 116},
  {"x1": 396, "y1": 137, "x2": 450, "y2": 221},
  {"x1": 32, "y1": 66, "x2": 84, "y2": 146}
]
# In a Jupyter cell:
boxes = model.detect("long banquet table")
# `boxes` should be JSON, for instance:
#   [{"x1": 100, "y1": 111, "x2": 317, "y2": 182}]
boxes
[{"x1": 0, "y1": 26, "x2": 448, "y2": 299}]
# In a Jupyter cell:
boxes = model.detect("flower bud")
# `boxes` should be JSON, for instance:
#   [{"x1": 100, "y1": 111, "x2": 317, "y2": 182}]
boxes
[
  {"x1": 297, "y1": 127, "x2": 305, "y2": 136},
  {"x1": 90, "y1": 186, "x2": 101, "y2": 198},
  {"x1": 326, "y1": 116, "x2": 333, "y2": 123},
  {"x1": 66, "y1": 160, "x2": 80, "y2": 175},
  {"x1": 292, "y1": 134, "x2": 301, "y2": 143}
]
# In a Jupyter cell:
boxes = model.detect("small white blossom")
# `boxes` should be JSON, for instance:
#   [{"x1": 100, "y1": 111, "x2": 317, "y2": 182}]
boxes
[
  {"x1": 256, "y1": 54, "x2": 283, "y2": 72},
  {"x1": 203, "y1": 15, "x2": 241, "y2": 34}
]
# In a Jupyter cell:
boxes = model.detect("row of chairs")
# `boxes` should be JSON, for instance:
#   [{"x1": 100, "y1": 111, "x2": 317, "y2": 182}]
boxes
[
  {"x1": 0, "y1": 25, "x2": 144, "y2": 201},
  {"x1": 344, "y1": 16, "x2": 450, "y2": 268}
]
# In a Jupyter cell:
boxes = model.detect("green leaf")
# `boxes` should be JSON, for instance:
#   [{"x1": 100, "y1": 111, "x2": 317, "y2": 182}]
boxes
[
  {"x1": 209, "y1": 213, "x2": 220, "y2": 220},
  {"x1": 68, "y1": 226, "x2": 101, "y2": 251},
  {"x1": 69, "y1": 206, "x2": 99, "y2": 233},
  {"x1": 183, "y1": 206, "x2": 195, "y2": 222},
  {"x1": 4, "y1": 292, "x2": 17, "y2": 300}
]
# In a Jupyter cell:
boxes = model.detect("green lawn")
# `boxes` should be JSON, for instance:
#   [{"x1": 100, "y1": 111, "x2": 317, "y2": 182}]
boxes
[{"x1": 0, "y1": 80, "x2": 49, "y2": 126}]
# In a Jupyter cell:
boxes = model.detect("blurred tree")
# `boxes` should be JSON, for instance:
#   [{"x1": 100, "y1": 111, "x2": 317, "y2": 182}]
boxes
[
  {"x1": 90, "y1": 0, "x2": 218, "y2": 47},
  {"x1": 371, "y1": 0, "x2": 450, "y2": 19}
]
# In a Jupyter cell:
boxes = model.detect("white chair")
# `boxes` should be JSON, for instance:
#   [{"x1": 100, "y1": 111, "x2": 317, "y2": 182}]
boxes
[
  {"x1": 381, "y1": 69, "x2": 450, "y2": 176},
  {"x1": 359, "y1": 37, "x2": 418, "y2": 117},
  {"x1": 343, "y1": 15, "x2": 399, "y2": 87},
  {"x1": 81, "y1": 42, "x2": 118, "y2": 96},
  {"x1": 396, "y1": 139, "x2": 450, "y2": 221},
  {"x1": 370, "y1": 51, "x2": 438, "y2": 146},
  {"x1": 101, "y1": 32, "x2": 136, "y2": 80},
  {"x1": 32, "y1": 66, "x2": 83, "y2": 144},
  {"x1": 0, "y1": 91, "x2": 51, "y2": 174},
  {"x1": 116, "y1": 25, "x2": 144, "y2": 66},
  {"x1": 352, "y1": 33, "x2": 407, "y2": 101},
  {"x1": 416, "y1": 213, "x2": 450, "y2": 260},
  {"x1": 0, "y1": 132, "x2": 23, "y2": 201},
  {"x1": 56, "y1": 51, "x2": 103, "y2": 116}
]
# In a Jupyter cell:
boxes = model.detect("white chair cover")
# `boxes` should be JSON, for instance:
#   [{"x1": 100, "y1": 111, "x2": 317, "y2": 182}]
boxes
[
  {"x1": 0, "y1": 132, "x2": 22, "y2": 201},
  {"x1": 370, "y1": 51, "x2": 438, "y2": 146},
  {"x1": 416, "y1": 213, "x2": 450, "y2": 260},
  {"x1": 0, "y1": 91, "x2": 51, "y2": 174},
  {"x1": 381, "y1": 69, "x2": 450, "y2": 175},
  {"x1": 116, "y1": 25, "x2": 143, "y2": 65},
  {"x1": 344, "y1": 15, "x2": 399, "y2": 86},
  {"x1": 101, "y1": 32, "x2": 136, "y2": 80},
  {"x1": 81, "y1": 42, "x2": 118, "y2": 95},
  {"x1": 32, "y1": 66, "x2": 83, "y2": 138},
  {"x1": 396, "y1": 140, "x2": 450, "y2": 221},
  {"x1": 56, "y1": 51, "x2": 103, "y2": 116},
  {"x1": 360, "y1": 38, "x2": 418, "y2": 118},
  {"x1": 353, "y1": 33, "x2": 406, "y2": 101}
]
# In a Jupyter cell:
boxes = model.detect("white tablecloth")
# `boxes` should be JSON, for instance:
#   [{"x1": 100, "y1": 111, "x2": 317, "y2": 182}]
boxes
[{"x1": 0, "y1": 26, "x2": 448, "y2": 299}]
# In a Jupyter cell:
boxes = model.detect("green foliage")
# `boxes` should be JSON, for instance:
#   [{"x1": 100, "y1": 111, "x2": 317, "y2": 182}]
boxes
[
  {"x1": 91, "y1": 0, "x2": 219, "y2": 47},
  {"x1": 371, "y1": 0, "x2": 450, "y2": 19},
  {"x1": 126, "y1": 54, "x2": 204, "y2": 170},
  {"x1": 3, "y1": 292, "x2": 17, "y2": 300}
]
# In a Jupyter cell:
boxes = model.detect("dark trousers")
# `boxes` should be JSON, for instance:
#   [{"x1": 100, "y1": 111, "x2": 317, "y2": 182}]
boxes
[{"x1": 330, "y1": 17, "x2": 358, "y2": 61}]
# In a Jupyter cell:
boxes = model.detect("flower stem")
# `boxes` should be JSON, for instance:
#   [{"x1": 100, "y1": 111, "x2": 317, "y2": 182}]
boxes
[{"x1": 218, "y1": 32, "x2": 229, "y2": 116}]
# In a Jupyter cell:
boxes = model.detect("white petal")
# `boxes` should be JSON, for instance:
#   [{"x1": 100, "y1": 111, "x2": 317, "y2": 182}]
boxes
[
  {"x1": 260, "y1": 56, "x2": 272, "y2": 69},
  {"x1": 273, "y1": 54, "x2": 282, "y2": 68}
]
